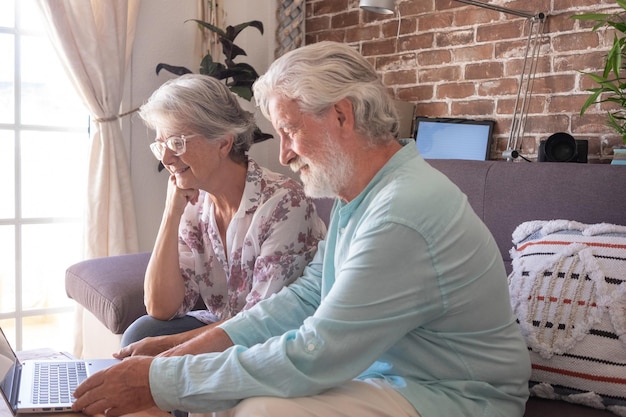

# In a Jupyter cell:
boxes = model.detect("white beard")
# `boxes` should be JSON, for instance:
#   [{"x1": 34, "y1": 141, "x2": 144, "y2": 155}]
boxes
[{"x1": 291, "y1": 131, "x2": 353, "y2": 199}]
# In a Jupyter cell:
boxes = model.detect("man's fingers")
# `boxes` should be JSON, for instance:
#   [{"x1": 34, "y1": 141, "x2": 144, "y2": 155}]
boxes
[
  {"x1": 73, "y1": 369, "x2": 105, "y2": 398},
  {"x1": 73, "y1": 395, "x2": 108, "y2": 415}
]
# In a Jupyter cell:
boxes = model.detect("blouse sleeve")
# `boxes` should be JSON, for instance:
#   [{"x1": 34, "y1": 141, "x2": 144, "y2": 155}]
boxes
[
  {"x1": 169, "y1": 200, "x2": 205, "y2": 318},
  {"x1": 243, "y1": 190, "x2": 326, "y2": 310}
]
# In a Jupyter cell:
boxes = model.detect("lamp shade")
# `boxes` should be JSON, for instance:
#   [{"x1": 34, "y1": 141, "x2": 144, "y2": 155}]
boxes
[{"x1": 359, "y1": 0, "x2": 395, "y2": 14}]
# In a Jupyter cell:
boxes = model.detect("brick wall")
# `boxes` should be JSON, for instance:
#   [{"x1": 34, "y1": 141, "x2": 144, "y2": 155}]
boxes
[{"x1": 305, "y1": 0, "x2": 623, "y2": 162}]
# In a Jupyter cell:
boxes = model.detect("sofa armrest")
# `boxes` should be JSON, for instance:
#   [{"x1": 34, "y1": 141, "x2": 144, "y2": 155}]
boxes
[{"x1": 65, "y1": 252, "x2": 151, "y2": 335}]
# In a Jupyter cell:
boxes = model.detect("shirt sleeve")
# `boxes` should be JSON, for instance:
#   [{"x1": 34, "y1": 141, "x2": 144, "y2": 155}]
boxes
[{"x1": 149, "y1": 221, "x2": 439, "y2": 413}]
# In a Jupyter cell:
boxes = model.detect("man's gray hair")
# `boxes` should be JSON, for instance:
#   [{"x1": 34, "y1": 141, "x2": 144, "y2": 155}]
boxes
[
  {"x1": 139, "y1": 74, "x2": 257, "y2": 162},
  {"x1": 253, "y1": 41, "x2": 399, "y2": 144}
]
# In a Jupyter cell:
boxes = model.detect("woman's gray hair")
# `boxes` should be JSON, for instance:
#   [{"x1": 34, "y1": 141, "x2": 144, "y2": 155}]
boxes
[
  {"x1": 253, "y1": 41, "x2": 399, "y2": 144},
  {"x1": 139, "y1": 74, "x2": 257, "y2": 163}
]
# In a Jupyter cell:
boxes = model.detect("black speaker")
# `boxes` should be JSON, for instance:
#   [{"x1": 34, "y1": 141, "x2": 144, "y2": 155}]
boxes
[{"x1": 538, "y1": 132, "x2": 588, "y2": 163}]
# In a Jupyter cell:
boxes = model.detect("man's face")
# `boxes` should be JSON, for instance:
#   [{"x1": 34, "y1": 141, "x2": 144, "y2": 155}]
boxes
[{"x1": 268, "y1": 96, "x2": 353, "y2": 198}]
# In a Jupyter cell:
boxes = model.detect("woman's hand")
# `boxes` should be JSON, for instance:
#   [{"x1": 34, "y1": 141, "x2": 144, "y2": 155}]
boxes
[
  {"x1": 165, "y1": 174, "x2": 199, "y2": 215},
  {"x1": 113, "y1": 335, "x2": 177, "y2": 359}
]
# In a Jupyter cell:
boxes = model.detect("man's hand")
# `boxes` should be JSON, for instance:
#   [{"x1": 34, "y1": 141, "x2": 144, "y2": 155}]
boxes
[{"x1": 72, "y1": 356, "x2": 156, "y2": 416}]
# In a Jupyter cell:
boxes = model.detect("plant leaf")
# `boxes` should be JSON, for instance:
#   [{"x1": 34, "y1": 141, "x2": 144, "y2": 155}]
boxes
[
  {"x1": 185, "y1": 19, "x2": 227, "y2": 37},
  {"x1": 580, "y1": 89, "x2": 603, "y2": 115},
  {"x1": 571, "y1": 13, "x2": 612, "y2": 21},
  {"x1": 199, "y1": 54, "x2": 226, "y2": 77},
  {"x1": 252, "y1": 127, "x2": 273, "y2": 143},
  {"x1": 220, "y1": 39, "x2": 247, "y2": 62},
  {"x1": 230, "y1": 20, "x2": 264, "y2": 39},
  {"x1": 155, "y1": 63, "x2": 193, "y2": 76},
  {"x1": 229, "y1": 86, "x2": 253, "y2": 101}
]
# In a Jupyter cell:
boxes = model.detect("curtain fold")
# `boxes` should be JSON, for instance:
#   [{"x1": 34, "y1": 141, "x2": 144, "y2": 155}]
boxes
[{"x1": 37, "y1": 0, "x2": 140, "y2": 259}]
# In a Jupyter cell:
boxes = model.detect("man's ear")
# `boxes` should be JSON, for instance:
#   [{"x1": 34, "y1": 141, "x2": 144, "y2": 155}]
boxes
[{"x1": 333, "y1": 98, "x2": 355, "y2": 129}]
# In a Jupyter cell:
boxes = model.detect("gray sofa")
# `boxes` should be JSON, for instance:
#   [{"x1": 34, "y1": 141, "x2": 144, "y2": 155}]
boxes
[{"x1": 66, "y1": 159, "x2": 626, "y2": 417}]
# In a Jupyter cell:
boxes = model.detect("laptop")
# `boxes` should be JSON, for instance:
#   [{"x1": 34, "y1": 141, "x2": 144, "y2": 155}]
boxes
[
  {"x1": 0, "y1": 327, "x2": 119, "y2": 414},
  {"x1": 414, "y1": 116, "x2": 495, "y2": 161}
]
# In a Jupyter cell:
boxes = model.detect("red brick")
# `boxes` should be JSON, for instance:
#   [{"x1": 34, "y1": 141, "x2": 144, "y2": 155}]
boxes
[
  {"x1": 313, "y1": 0, "x2": 350, "y2": 15},
  {"x1": 382, "y1": 18, "x2": 415, "y2": 38},
  {"x1": 419, "y1": 65, "x2": 462, "y2": 84},
  {"x1": 436, "y1": 29, "x2": 474, "y2": 47},
  {"x1": 315, "y1": 31, "x2": 346, "y2": 43},
  {"x1": 477, "y1": 78, "x2": 519, "y2": 96},
  {"x1": 465, "y1": 62, "x2": 504, "y2": 80},
  {"x1": 346, "y1": 26, "x2": 382, "y2": 43},
  {"x1": 383, "y1": 70, "x2": 417, "y2": 85},
  {"x1": 362, "y1": 39, "x2": 397, "y2": 56},
  {"x1": 376, "y1": 53, "x2": 418, "y2": 71},
  {"x1": 437, "y1": 82, "x2": 475, "y2": 99},
  {"x1": 398, "y1": 32, "x2": 435, "y2": 52},
  {"x1": 305, "y1": 16, "x2": 331, "y2": 34},
  {"x1": 477, "y1": 21, "x2": 526, "y2": 43},
  {"x1": 452, "y1": 44, "x2": 494, "y2": 63},
  {"x1": 553, "y1": 31, "x2": 600, "y2": 52},
  {"x1": 414, "y1": 101, "x2": 450, "y2": 117},
  {"x1": 451, "y1": 99, "x2": 495, "y2": 115},
  {"x1": 417, "y1": 49, "x2": 452, "y2": 67},
  {"x1": 398, "y1": 0, "x2": 434, "y2": 16},
  {"x1": 548, "y1": 94, "x2": 592, "y2": 113},
  {"x1": 418, "y1": 12, "x2": 453, "y2": 32},
  {"x1": 398, "y1": 85, "x2": 435, "y2": 103},
  {"x1": 331, "y1": 11, "x2": 360, "y2": 29},
  {"x1": 455, "y1": 8, "x2": 502, "y2": 26},
  {"x1": 531, "y1": 74, "x2": 576, "y2": 95}
]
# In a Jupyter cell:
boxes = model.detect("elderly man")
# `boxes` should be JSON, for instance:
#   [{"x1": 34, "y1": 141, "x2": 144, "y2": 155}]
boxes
[{"x1": 72, "y1": 41, "x2": 530, "y2": 417}]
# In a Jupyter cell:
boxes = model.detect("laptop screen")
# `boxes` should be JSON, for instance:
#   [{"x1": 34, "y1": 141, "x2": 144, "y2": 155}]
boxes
[
  {"x1": 0, "y1": 328, "x2": 19, "y2": 415},
  {"x1": 414, "y1": 117, "x2": 495, "y2": 160}
]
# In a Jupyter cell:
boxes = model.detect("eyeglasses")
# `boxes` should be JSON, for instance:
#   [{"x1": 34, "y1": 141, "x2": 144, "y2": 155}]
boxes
[{"x1": 149, "y1": 134, "x2": 198, "y2": 160}]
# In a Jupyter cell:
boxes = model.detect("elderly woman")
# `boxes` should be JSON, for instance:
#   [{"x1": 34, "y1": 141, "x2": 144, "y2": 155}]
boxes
[{"x1": 120, "y1": 74, "x2": 326, "y2": 348}]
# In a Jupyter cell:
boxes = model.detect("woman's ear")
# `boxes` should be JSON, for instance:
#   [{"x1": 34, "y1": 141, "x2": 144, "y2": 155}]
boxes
[{"x1": 218, "y1": 135, "x2": 234, "y2": 158}]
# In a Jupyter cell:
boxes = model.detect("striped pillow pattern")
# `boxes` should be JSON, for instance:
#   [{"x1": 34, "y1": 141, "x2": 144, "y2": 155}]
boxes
[{"x1": 508, "y1": 220, "x2": 626, "y2": 416}]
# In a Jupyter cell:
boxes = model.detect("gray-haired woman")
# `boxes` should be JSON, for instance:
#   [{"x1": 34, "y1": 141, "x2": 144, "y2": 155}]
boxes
[{"x1": 119, "y1": 74, "x2": 326, "y2": 353}]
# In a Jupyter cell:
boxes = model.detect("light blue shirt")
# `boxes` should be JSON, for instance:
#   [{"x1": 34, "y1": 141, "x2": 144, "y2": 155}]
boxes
[{"x1": 150, "y1": 142, "x2": 531, "y2": 417}]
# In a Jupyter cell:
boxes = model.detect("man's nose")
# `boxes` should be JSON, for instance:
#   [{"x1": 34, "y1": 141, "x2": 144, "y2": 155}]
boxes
[{"x1": 278, "y1": 135, "x2": 297, "y2": 166}]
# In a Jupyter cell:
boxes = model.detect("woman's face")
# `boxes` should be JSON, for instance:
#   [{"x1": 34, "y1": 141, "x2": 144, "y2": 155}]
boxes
[{"x1": 157, "y1": 131, "x2": 230, "y2": 191}]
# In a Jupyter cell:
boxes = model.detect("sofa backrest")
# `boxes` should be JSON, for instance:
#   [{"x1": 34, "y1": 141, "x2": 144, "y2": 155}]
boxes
[
  {"x1": 428, "y1": 159, "x2": 626, "y2": 273},
  {"x1": 313, "y1": 198, "x2": 334, "y2": 227}
]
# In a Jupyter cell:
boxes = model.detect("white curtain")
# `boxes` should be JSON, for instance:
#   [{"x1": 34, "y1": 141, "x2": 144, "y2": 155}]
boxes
[{"x1": 37, "y1": 0, "x2": 140, "y2": 259}]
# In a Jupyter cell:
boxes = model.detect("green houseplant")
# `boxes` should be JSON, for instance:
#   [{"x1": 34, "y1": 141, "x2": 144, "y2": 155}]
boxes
[
  {"x1": 154, "y1": 18, "x2": 272, "y2": 170},
  {"x1": 573, "y1": 0, "x2": 626, "y2": 145},
  {"x1": 157, "y1": 19, "x2": 264, "y2": 101}
]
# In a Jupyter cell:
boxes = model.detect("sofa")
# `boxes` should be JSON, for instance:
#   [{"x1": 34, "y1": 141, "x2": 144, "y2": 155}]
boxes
[{"x1": 65, "y1": 158, "x2": 626, "y2": 417}]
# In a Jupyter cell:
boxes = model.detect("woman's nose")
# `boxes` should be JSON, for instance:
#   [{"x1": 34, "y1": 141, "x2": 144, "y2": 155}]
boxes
[{"x1": 161, "y1": 146, "x2": 177, "y2": 165}]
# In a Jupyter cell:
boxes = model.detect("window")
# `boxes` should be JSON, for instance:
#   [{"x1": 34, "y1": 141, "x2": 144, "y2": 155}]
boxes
[{"x1": 0, "y1": 0, "x2": 89, "y2": 351}]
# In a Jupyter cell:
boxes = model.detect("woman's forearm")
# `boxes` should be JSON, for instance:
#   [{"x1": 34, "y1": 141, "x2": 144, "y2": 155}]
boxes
[{"x1": 144, "y1": 209, "x2": 187, "y2": 319}]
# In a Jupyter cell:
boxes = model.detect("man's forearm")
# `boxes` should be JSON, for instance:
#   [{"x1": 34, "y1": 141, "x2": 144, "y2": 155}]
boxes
[{"x1": 161, "y1": 325, "x2": 233, "y2": 357}]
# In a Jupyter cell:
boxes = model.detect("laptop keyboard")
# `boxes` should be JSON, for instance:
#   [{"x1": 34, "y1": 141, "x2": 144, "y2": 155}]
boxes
[{"x1": 32, "y1": 362, "x2": 87, "y2": 405}]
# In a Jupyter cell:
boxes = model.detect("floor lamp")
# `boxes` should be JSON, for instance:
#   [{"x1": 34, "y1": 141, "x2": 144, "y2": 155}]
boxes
[
  {"x1": 452, "y1": 1, "x2": 547, "y2": 161},
  {"x1": 359, "y1": 0, "x2": 547, "y2": 161}
]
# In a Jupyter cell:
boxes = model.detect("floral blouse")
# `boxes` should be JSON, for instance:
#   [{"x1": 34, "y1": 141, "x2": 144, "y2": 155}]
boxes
[{"x1": 173, "y1": 159, "x2": 327, "y2": 323}]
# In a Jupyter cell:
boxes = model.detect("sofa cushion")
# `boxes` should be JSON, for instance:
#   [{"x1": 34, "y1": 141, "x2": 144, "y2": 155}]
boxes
[
  {"x1": 508, "y1": 220, "x2": 626, "y2": 416},
  {"x1": 65, "y1": 252, "x2": 151, "y2": 334}
]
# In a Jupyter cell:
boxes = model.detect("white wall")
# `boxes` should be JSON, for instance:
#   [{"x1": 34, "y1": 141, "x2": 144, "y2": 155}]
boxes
[{"x1": 125, "y1": 0, "x2": 283, "y2": 251}]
